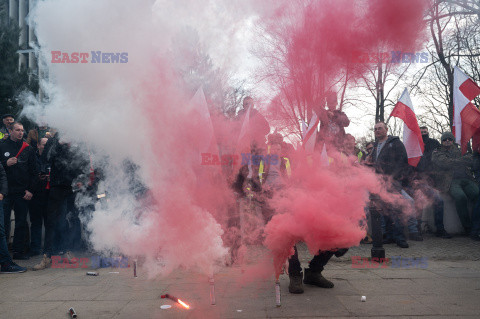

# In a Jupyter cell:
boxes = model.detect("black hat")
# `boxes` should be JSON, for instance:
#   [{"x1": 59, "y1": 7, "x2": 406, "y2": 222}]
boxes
[
  {"x1": 441, "y1": 132, "x2": 455, "y2": 142},
  {"x1": 2, "y1": 114, "x2": 14, "y2": 119}
]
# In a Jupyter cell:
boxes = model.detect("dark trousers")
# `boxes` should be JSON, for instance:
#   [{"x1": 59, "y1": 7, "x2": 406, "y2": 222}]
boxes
[
  {"x1": 449, "y1": 179, "x2": 478, "y2": 230},
  {"x1": 418, "y1": 184, "x2": 445, "y2": 232},
  {"x1": 44, "y1": 187, "x2": 75, "y2": 257},
  {"x1": 0, "y1": 200, "x2": 12, "y2": 264},
  {"x1": 62, "y1": 192, "x2": 82, "y2": 251},
  {"x1": 377, "y1": 196, "x2": 406, "y2": 242},
  {"x1": 383, "y1": 214, "x2": 406, "y2": 242},
  {"x1": 29, "y1": 190, "x2": 49, "y2": 253},
  {"x1": 3, "y1": 193, "x2": 30, "y2": 254},
  {"x1": 472, "y1": 200, "x2": 480, "y2": 235},
  {"x1": 288, "y1": 246, "x2": 335, "y2": 276}
]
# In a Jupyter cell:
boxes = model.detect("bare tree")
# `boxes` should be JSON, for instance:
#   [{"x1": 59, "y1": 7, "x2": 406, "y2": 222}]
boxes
[{"x1": 412, "y1": 0, "x2": 479, "y2": 132}]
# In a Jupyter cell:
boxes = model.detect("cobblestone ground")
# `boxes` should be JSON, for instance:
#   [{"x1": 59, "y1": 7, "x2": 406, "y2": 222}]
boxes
[
  {"x1": 2, "y1": 235, "x2": 479, "y2": 319},
  {"x1": 335, "y1": 234, "x2": 480, "y2": 263}
]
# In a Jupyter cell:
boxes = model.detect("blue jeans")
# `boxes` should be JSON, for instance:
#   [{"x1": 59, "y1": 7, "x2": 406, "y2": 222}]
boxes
[
  {"x1": 382, "y1": 214, "x2": 406, "y2": 242},
  {"x1": 3, "y1": 194, "x2": 30, "y2": 254},
  {"x1": 401, "y1": 189, "x2": 419, "y2": 234},
  {"x1": 0, "y1": 200, "x2": 12, "y2": 264}
]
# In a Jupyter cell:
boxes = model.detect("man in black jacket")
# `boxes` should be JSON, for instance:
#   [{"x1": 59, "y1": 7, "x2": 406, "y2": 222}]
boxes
[
  {"x1": 0, "y1": 162, "x2": 27, "y2": 273},
  {"x1": 366, "y1": 122, "x2": 409, "y2": 248},
  {"x1": 33, "y1": 133, "x2": 87, "y2": 270},
  {"x1": 417, "y1": 126, "x2": 441, "y2": 173},
  {"x1": 0, "y1": 122, "x2": 38, "y2": 259},
  {"x1": 29, "y1": 137, "x2": 51, "y2": 256}
]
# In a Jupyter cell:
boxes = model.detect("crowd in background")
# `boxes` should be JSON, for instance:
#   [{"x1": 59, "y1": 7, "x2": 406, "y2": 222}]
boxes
[
  {"x1": 0, "y1": 113, "x2": 98, "y2": 273},
  {"x1": 0, "y1": 94, "x2": 479, "y2": 280}
]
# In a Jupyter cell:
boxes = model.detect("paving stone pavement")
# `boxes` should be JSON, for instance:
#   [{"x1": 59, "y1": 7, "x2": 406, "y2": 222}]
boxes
[{"x1": 1, "y1": 235, "x2": 479, "y2": 319}]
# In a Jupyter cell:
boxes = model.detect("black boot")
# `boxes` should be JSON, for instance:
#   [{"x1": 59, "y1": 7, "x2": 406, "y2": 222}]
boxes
[
  {"x1": 303, "y1": 268, "x2": 334, "y2": 288},
  {"x1": 334, "y1": 248, "x2": 348, "y2": 257},
  {"x1": 288, "y1": 272, "x2": 304, "y2": 294}
]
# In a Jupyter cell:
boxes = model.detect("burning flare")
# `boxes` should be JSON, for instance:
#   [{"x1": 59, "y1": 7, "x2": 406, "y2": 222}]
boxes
[{"x1": 161, "y1": 294, "x2": 190, "y2": 309}]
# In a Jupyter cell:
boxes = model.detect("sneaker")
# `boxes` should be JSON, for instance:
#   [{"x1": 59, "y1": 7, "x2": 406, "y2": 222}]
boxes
[
  {"x1": 435, "y1": 230, "x2": 452, "y2": 239},
  {"x1": 12, "y1": 253, "x2": 30, "y2": 260},
  {"x1": 0, "y1": 261, "x2": 27, "y2": 274},
  {"x1": 334, "y1": 248, "x2": 348, "y2": 257},
  {"x1": 65, "y1": 251, "x2": 76, "y2": 263},
  {"x1": 303, "y1": 268, "x2": 334, "y2": 288},
  {"x1": 32, "y1": 254, "x2": 52, "y2": 271},
  {"x1": 470, "y1": 234, "x2": 480, "y2": 241},
  {"x1": 409, "y1": 233, "x2": 423, "y2": 241},
  {"x1": 383, "y1": 238, "x2": 395, "y2": 244},
  {"x1": 396, "y1": 240, "x2": 409, "y2": 248}
]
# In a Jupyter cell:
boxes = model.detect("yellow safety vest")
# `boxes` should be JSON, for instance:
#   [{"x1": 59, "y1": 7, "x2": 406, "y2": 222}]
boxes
[{"x1": 259, "y1": 157, "x2": 291, "y2": 184}]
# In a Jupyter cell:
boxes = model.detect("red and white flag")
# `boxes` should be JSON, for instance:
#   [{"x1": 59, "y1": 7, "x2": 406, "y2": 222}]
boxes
[
  {"x1": 235, "y1": 105, "x2": 252, "y2": 155},
  {"x1": 319, "y1": 143, "x2": 330, "y2": 167},
  {"x1": 390, "y1": 88, "x2": 424, "y2": 167},
  {"x1": 302, "y1": 112, "x2": 319, "y2": 154},
  {"x1": 190, "y1": 87, "x2": 219, "y2": 162},
  {"x1": 453, "y1": 67, "x2": 480, "y2": 154}
]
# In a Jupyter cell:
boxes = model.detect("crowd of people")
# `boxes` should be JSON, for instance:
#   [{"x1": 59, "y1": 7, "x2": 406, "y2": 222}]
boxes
[
  {"x1": 228, "y1": 95, "x2": 480, "y2": 294},
  {"x1": 0, "y1": 114, "x2": 94, "y2": 274},
  {"x1": 0, "y1": 95, "x2": 478, "y2": 296}
]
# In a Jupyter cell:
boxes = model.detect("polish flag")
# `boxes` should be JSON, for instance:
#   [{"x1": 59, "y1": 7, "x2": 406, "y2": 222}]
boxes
[
  {"x1": 453, "y1": 67, "x2": 480, "y2": 154},
  {"x1": 302, "y1": 112, "x2": 319, "y2": 154},
  {"x1": 390, "y1": 88, "x2": 424, "y2": 167},
  {"x1": 320, "y1": 143, "x2": 330, "y2": 166},
  {"x1": 235, "y1": 104, "x2": 251, "y2": 155},
  {"x1": 190, "y1": 87, "x2": 219, "y2": 162}
]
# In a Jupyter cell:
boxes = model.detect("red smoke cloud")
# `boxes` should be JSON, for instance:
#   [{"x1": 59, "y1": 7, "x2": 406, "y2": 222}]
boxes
[{"x1": 259, "y1": 0, "x2": 429, "y2": 276}]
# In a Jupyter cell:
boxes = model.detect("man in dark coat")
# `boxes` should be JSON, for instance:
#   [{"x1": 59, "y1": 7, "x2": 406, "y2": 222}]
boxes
[
  {"x1": 0, "y1": 161, "x2": 27, "y2": 273},
  {"x1": 0, "y1": 122, "x2": 38, "y2": 259},
  {"x1": 33, "y1": 133, "x2": 87, "y2": 270},
  {"x1": 366, "y1": 121, "x2": 409, "y2": 248}
]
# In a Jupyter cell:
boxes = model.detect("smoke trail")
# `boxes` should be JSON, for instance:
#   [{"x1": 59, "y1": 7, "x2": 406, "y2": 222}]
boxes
[
  {"x1": 19, "y1": 0, "x2": 429, "y2": 281},
  {"x1": 22, "y1": 0, "x2": 288, "y2": 277},
  {"x1": 258, "y1": 0, "x2": 429, "y2": 275}
]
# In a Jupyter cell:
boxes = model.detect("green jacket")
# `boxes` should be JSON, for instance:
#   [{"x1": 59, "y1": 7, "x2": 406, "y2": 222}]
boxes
[{"x1": 431, "y1": 145, "x2": 474, "y2": 192}]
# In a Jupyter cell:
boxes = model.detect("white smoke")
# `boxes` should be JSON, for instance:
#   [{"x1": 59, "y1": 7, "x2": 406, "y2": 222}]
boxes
[{"x1": 21, "y1": 0, "x2": 284, "y2": 277}]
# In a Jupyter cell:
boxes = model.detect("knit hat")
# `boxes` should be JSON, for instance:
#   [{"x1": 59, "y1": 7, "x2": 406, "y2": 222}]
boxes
[{"x1": 441, "y1": 132, "x2": 455, "y2": 142}]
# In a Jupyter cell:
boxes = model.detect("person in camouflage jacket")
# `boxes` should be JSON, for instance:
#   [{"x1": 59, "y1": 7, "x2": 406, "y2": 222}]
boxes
[{"x1": 432, "y1": 132, "x2": 478, "y2": 234}]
